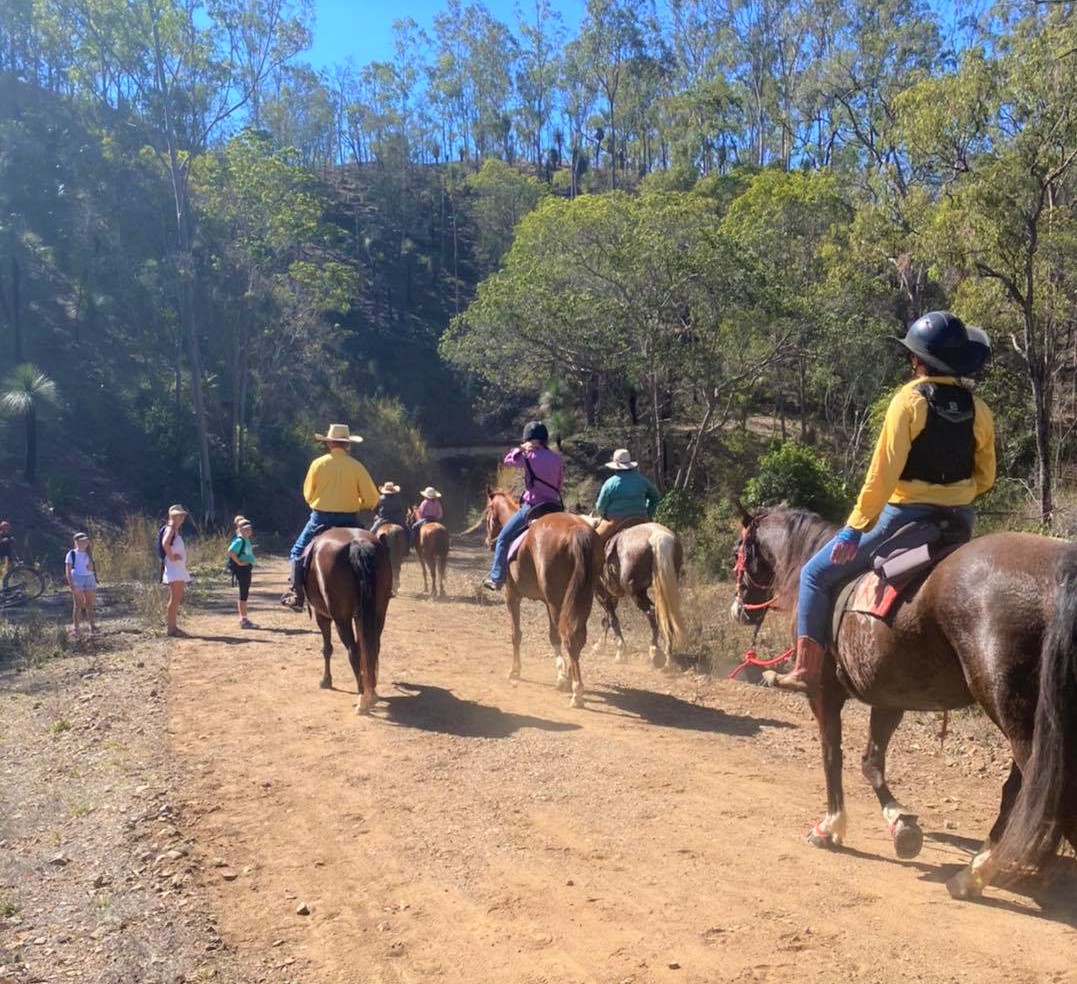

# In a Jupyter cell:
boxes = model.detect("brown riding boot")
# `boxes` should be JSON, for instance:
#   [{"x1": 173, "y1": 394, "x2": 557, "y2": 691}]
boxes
[
  {"x1": 763, "y1": 636, "x2": 825, "y2": 695},
  {"x1": 280, "y1": 559, "x2": 306, "y2": 611}
]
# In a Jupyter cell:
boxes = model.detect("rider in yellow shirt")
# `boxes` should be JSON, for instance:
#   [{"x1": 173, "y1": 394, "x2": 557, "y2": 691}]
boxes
[
  {"x1": 281, "y1": 423, "x2": 379, "y2": 610},
  {"x1": 767, "y1": 312, "x2": 996, "y2": 695}
]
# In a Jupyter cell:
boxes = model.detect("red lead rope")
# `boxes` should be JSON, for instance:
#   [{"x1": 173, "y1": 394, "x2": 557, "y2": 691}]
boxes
[{"x1": 727, "y1": 645, "x2": 795, "y2": 680}]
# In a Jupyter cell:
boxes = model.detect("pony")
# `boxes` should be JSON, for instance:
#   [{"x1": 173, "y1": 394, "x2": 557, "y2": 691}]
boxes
[
  {"x1": 408, "y1": 506, "x2": 449, "y2": 598},
  {"x1": 581, "y1": 517, "x2": 687, "y2": 669},
  {"x1": 303, "y1": 528, "x2": 393, "y2": 715},
  {"x1": 731, "y1": 505, "x2": 1077, "y2": 899},
  {"x1": 483, "y1": 489, "x2": 602, "y2": 707},
  {"x1": 374, "y1": 522, "x2": 409, "y2": 596}
]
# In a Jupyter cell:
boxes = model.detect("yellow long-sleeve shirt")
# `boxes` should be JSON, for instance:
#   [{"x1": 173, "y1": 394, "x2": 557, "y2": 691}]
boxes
[
  {"x1": 302, "y1": 449, "x2": 380, "y2": 513},
  {"x1": 847, "y1": 376, "x2": 996, "y2": 531}
]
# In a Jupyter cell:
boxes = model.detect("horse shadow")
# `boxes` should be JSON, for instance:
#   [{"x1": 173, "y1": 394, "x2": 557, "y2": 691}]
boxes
[
  {"x1": 591, "y1": 685, "x2": 796, "y2": 737},
  {"x1": 381, "y1": 681, "x2": 582, "y2": 739},
  {"x1": 182, "y1": 634, "x2": 273, "y2": 646},
  {"x1": 252, "y1": 626, "x2": 311, "y2": 637}
]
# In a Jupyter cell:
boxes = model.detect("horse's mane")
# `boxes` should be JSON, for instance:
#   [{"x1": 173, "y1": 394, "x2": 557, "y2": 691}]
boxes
[
  {"x1": 756, "y1": 505, "x2": 839, "y2": 606},
  {"x1": 488, "y1": 488, "x2": 519, "y2": 509}
]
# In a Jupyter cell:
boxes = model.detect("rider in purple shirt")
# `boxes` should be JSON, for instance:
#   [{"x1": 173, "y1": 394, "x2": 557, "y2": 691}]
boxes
[{"x1": 483, "y1": 421, "x2": 564, "y2": 590}]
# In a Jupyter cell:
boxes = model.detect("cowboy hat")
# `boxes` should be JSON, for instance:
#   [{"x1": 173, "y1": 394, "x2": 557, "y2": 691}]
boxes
[
  {"x1": 379, "y1": 482, "x2": 401, "y2": 494},
  {"x1": 168, "y1": 504, "x2": 188, "y2": 516},
  {"x1": 420, "y1": 486, "x2": 443, "y2": 499},
  {"x1": 605, "y1": 449, "x2": 638, "y2": 470},
  {"x1": 314, "y1": 423, "x2": 363, "y2": 444}
]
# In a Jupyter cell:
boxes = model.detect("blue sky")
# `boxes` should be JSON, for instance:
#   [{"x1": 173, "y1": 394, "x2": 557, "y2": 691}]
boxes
[{"x1": 305, "y1": 0, "x2": 585, "y2": 69}]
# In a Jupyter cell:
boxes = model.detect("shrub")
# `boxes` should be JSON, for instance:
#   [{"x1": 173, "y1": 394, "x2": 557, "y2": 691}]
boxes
[
  {"x1": 655, "y1": 488, "x2": 703, "y2": 532},
  {"x1": 743, "y1": 440, "x2": 849, "y2": 522}
]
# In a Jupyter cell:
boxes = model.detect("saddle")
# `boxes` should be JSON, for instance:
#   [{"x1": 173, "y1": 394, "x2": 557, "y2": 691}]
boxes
[
  {"x1": 506, "y1": 502, "x2": 565, "y2": 564},
  {"x1": 833, "y1": 517, "x2": 971, "y2": 637}
]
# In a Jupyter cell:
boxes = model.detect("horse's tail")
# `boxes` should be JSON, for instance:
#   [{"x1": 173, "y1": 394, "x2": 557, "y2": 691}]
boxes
[
  {"x1": 650, "y1": 527, "x2": 686, "y2": 652},
  {"x1": 993, "y1": 547, "x2": 1077, "y2": 879},
  {"x1": 348, "y1": 536, "x2": 384, "y2": 659},
  {"x1": 559, "y1": 526, "x2": 599, "y2": 654}
]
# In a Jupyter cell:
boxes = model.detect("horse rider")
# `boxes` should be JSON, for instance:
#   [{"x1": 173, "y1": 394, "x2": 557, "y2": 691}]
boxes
[
  {"x1": 767, "y1": 312, "x2": 996, "y2": 695},
  {"x1": 410, "y1": 486, "x2": 444, "y2": 543},
  {"x1": 370, "y1": 482, "x2": 406, "y2": 535},
  {"x1": 0, "y1": 520, "x2": 16, "y2": 575},
  {"x1": 281, "y1": 423, "x2": 379, "y2": 611},
  {"x1": 483, "y1": 421, "x2": 564, "y2": 591},
  {"x1": 593, "y1": 448, "x2": 660, "y2": 546}
]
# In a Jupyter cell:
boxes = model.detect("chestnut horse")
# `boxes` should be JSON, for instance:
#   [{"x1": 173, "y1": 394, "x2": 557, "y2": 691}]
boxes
[
  {"x1": 483, "y1": 490, "x2": 601, "y2": 707},
  {"x1": 374, "y1": 522, "x2": 409, "y2": 596},
  {"x1": 582, "y1": 517, "x2": 687, "y2": 669},
  {"x1": 304, "y1": 528, "x2": 392, "y2": 714},
  {"x1": 408, "y1": 507, "x2": 449, "y2": 597},
  {"x1": 731, "y1": 505, "x2": 1077, "y2": 899}
]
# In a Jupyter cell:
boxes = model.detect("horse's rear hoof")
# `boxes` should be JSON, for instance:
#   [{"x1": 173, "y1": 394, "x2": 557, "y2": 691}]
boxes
[
  {"x1": 569, "y1": 694, "x2": 585, "y2": 709},
  {"x1": 946, "y1": 868, "x2": 984, "y2": 900},
  {"x1": 508, "y1": 669, "x2": 521, "y2": 681},
  {"x1": 891, "y1": 817, "x2": 923, "y2": 859},
  {"x1": 320, "y1": 678, "x2": 332, "y2": 690},
  {"x1": 555, "y1": 677, "x2": 572, "y2": 693}
]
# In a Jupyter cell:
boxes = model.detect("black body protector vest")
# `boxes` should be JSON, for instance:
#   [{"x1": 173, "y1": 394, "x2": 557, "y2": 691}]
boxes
[{"x1": 899, "y1": 382, "x2": 976, "y2": 485}]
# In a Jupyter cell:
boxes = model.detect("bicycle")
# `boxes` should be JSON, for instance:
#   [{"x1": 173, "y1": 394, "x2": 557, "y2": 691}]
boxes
[{"x1": 0, "y1": 563, "x2": 47, "y2": 608}]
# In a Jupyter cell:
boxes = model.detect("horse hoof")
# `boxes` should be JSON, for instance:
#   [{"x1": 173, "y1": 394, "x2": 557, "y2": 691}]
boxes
[
  {"x1": 569, "y1": 694, "x2": 585, "y2": 709},
  {"x1": 891, "y1": 817, "x2": 924, "y2": 860},
  {"x1": 556, "y1": 677, "x2": 572, "y2": 693},
  {"x1": 946, "y1": 870, "x2": 984, "y2": 900},
  {"x1": 807, "y1": 824, "x2": 841, "y2": 850},
  {"x1": 591, "y1": 642, "x2": 603, "y2": 654},
  {"x1": 508, "y1": 669, "x2": 521, "y2": 681},
  {"x1": 320, "y1": 679, "x2": 332, "y2": 690}
]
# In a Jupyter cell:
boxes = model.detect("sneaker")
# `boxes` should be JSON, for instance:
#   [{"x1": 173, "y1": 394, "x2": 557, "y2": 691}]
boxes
[
  {"x1": 239, "y1": 618, "x2": 257, "y2": 629},
  {"x1": 482, "y1": 577, "x2": 503, "y2": 592}
]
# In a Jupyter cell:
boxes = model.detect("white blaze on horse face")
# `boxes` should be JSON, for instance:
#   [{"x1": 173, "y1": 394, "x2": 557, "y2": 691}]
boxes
[{"x1": 730, "y1": 598, "x2": 747, "y2": 624}]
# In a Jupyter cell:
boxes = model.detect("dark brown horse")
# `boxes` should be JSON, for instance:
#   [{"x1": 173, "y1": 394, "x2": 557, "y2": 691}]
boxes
[
  {"x1": 582, "y1": 517, "x2": 687, "y2": 669},
  {"x1": 304, "y1": 528, "x2": 392, "y2": 714},
  {"x1": 484, "y1": 490, "x2": 601, "y2": 707},
  {"x1": 374, "y1": 522, "x2": 409, "y2": 596},
  {"x1": 731, "y1": 505, "x2": 1077, "y2": 899},
  {"x1": 407, "y1": 506, "x2": 449, "y2": 597}
]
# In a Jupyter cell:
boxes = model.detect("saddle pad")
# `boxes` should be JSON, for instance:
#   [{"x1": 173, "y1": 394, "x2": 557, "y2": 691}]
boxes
[{"x1": 506, "y1": 530, "x2": 529, "y2": 564}]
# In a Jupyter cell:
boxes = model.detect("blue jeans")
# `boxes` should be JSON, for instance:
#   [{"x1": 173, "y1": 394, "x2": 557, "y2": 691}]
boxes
[
  {"x1": 797, "y1": 503, "x2": 975, "y2": 644},
  {"x1": 488, "y1": 504, "x2": 532, "y2": 584},
  {"x1": 289, "y1": 510, "x2": 362, "y2": 560}
]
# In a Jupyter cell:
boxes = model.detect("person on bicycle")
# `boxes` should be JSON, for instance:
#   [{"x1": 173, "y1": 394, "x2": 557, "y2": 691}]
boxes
[{"x1": 0, "y1": 521, "x2": 16, "y2": 575}]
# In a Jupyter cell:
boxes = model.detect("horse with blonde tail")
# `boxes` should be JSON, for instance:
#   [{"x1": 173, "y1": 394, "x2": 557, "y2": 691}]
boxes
[
  {"x1": 483, "y1": 490, "x2": 601, "y2": 707},
  {"x1": 586, "y1": 519, "x2": 686, "y2": 669}
]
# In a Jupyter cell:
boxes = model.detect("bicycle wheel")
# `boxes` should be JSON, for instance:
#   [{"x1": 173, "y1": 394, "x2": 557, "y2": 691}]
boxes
[{"x1": 3, "y1": 565, "x2": 45, "y2": 602}]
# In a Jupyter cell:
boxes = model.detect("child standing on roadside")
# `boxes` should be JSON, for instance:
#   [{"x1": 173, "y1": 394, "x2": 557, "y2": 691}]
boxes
[
  {"x1": 161, "y1": 504, "x2": 191, "y2": 637},
  {"x1": 227, "y1": 517, "x2": 257, "y2": 629},
  {"x1": 65, "y1": 532, "x2": 98, "y2": 638}
]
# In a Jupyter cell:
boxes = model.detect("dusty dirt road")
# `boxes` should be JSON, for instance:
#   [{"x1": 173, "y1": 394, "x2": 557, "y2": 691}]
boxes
[{"x1": 169, "y1": 546, "x2": 1076, "y2": 984}]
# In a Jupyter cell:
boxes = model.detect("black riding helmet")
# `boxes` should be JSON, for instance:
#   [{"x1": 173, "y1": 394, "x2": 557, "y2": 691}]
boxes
[
  {"x1": 898, "y1": 311, "x2": 969, "y2": 374},
  {"x1": 954, "y1": 325, "x2": 991, "y2": 379},
  {"x1": 522, "y1": 421, "x2": 549, "y2": 444}
]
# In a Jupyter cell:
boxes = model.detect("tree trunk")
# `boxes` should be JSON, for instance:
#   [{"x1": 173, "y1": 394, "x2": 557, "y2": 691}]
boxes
[{"x1": 24, "y1": 406, "x2": 36, "y2": 484}]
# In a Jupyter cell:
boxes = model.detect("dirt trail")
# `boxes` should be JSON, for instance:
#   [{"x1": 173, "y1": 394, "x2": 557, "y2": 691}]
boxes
[{"x1": 169, "y1": 546, "x2": 1076, "y2": 984}]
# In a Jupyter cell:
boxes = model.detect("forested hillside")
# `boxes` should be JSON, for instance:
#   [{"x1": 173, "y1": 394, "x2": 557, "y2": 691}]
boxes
[{"x1": 0, "y1": 0, "x2": 1074, "y2": 537}]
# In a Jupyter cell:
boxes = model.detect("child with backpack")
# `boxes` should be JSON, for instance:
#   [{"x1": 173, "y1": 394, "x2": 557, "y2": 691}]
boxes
[
  {"x1": 158, "y1": 505, "x2": 190, "y2": 637},
  {"x1": 227, "y1": 516, "x2": 257, "y2": 629},
  {"x1": 65, "y1": 532, "x2": 98, "y2": 638}
]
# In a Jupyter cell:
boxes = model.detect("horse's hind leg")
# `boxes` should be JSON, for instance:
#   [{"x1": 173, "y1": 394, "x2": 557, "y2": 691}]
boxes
[
  {"x1": 861, "y1": 707, "x2": 922, "y2": 858},
  {"x1": 354, "y1": 615, "x2": 378, "y2": 714},
  {"x1": 546, "y1": 603, "x2": 571, "y2": 692},
  {"x1": 947, "y1": 761, "x2": 1022, "y2": 900},
  {"x1": 506, "y1": 584, "x2": 523, "y2": 681},
  {"x1": 438, "y1": 556, "x2": 447, "y2": 597},
  {"x1": 336, "y1": 619, "x2": 366, "y2": 715},
  {"x1": 560, "y1": 614, "x2": 586, "y2": 710},
  {"x1": 808, "y1": 682, "x2": 849, "y2": 849},
  {"x1": 633, "y1": 589, "x2": 664, "y2": 669},
  {"x1": 316, "y1": 613, "x2": 334, "y2": 689}
]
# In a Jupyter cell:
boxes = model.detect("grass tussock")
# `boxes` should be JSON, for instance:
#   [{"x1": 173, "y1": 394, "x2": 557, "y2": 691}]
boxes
[{"x1": 0, "y1": 614, "x2": 71, "y2": 670}]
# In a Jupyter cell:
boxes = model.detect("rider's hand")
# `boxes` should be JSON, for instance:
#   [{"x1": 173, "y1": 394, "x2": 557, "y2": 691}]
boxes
[
  {"x1": 830, "y1": 526, "x2": 862, "y2": 565},
  {"x1": 521, "y1": 441, "x2": 534, "y2": 453}
]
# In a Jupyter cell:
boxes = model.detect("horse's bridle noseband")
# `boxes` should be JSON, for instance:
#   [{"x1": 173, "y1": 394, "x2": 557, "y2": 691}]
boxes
[{"x1": 733, "y1": 516, "x2": 781, "y2": 621}]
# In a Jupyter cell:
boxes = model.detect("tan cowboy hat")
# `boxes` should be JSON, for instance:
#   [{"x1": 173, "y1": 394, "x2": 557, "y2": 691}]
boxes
[
  {"x1": 605, "y1": 449, "x2": 638, "y2": 470},
  {"x1": 420, "y1": 486, "x2": 443, "y2": 499},
  {"x1": 314, "y1": 423, "x2": 363, "y2": 444},
  {"x1": 379, "y1": 482, "x2": 401, "y2": 494}
]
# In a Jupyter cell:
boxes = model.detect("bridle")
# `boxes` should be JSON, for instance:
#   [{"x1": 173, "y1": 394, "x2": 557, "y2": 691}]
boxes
[{"x1": 733, "y1": 517, "x2": 782, "y2": 616}]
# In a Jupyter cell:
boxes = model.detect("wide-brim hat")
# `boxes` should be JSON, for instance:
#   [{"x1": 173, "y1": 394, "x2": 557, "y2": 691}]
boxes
[
  {"x1": 379, "y1": 482, "x2": 401, "y2": 494},
  {"x1": 315, "y1": 423, "x2": 363, "y2": 444},
  {"x1": 168, "y1": 504, "x2": 188, "y2": 516},
  {"x1": 420, "y1": 487, "x2": 443, "y2": 499},
  {"x1": 605, "y1": 448, "x2": 638, "y2": 470}
]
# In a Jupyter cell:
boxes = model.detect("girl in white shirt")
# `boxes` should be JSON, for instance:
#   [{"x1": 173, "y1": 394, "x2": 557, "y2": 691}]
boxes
[
  {"x1": 161, "y1": 504, "x2": 191, "y2": 637},
  {"x1": 65, "y1": 532, "x2": 98, "y2": 637}
]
